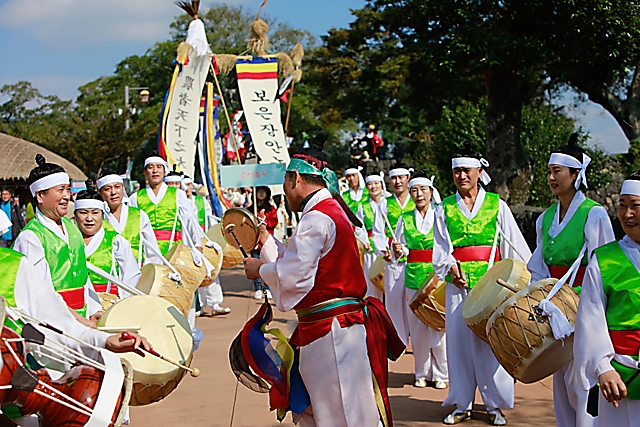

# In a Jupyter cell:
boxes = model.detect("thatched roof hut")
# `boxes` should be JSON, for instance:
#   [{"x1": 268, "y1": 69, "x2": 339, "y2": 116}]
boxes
[{"x1": 0, "y1": 133, "x2": 87, "y2": 182}]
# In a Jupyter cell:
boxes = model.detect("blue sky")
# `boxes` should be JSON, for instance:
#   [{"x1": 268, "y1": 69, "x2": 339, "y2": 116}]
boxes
[{"x1": 0, "y1": 0, "x2": 629, "y2": 154}]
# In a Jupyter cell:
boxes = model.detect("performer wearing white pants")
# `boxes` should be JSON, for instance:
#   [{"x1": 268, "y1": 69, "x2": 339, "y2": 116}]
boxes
[
  {"x1": 528, "y1": 138, "x2": 614, "y2": 427},
  {"x1": 243, "y1": 136, "x2": 404, "y2": 426},
  {"x1": 433, "y1": 148, "x2": 531, "y2": 425},
  {"x1": 372, "y1": 162, "x2": 415, "y2": 344},
  {"x1": 574, "y1": 175, "x2": 640, "y2": 427},
  {"x1": 356, "y1": 171, "x2": 388, "y2": 300},
  {"x1": 393, "y1": 171, "x2": 448, "y2": 388}
]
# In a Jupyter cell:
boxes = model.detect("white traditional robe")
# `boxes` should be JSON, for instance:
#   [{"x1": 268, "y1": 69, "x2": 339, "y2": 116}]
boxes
[
  {"x1": 528, "y1": 190, "x2": 614, "y2": 427},
  {"x1": 574, "y1": 235, "x2": 640, "y2": 427},
  {"x1": 13, "y1": 210, "x2": 102, "y2": 318},
  {"x1": 396, "y1": 206, "x2": 448, "y2": 382},
  {"x1": 371, "y1": 194, "x2": 412, "y2": 344},
  {"x1": 85, "y1": 227, "x2": 142, "y2": 293},
  {"x1": 197, "y1": 216, "x2": 226, "y2": 309},
  {"x1": 104, "y1": 203, "x2": 163, "y2": 265},
  {"x1": 259, "y1": 188, "x2": 381, "y2": 427},
  {"x1": 433, "y1": 188, "x2": 531, "y2": 412},
  {"x1": 356, "y1": 198, "x2": 384, "y2": 299},
  {"x1": 128, "y1": 183, "x2": 203, "y2": 249}
]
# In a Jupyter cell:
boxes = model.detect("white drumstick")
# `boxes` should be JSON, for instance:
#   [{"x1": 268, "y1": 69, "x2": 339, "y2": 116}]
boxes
[
  {"x1": 140, "y1": 237, "x2": 181, "y2": 278},
  {"x1": 86, "y1": 263, "x2": 144, "y2": 296},
  {"x1": 382, "y1": 212, "x2": 397, "y2": 243},
  {"x1": 98, "y1": 326, "x2": 141, "y2": 333}
]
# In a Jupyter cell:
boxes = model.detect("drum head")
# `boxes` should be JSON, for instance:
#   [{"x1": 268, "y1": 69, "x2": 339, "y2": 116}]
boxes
[
  {"x1": 206, "y1": 224, "x2": 228, "y2": 250},
  {"x1": 222, "y1": 208, "x2": 259, "y2": 252},
  {"x1": 368, "y1": 255, "x2": 386, "y2": 280},
  {"x1": 97, "y1": 295, "x2": 194, "y2": 406},
  {"x1": 462, "y1": 258, "x2": 530, "y2": 325}
]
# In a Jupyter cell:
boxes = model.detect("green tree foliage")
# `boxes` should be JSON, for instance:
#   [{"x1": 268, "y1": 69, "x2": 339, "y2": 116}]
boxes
[{"x1": 403, "y1": 99, "x2": 610, "y2": 207}]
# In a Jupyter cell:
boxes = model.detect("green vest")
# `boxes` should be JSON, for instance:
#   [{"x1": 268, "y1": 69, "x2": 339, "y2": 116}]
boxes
[
  {"x1": 443, "y1": 192, "x2": 500, "y2": 288},
  {"x1": 541, "y1": 197, "x2": 599, "y2": 295},
  {"x1": 137, "y1": 186, "x2": 182, "y2": 255},
  {"x1": 362, "y1": 199, "x2": 376, "y2": 253},
  {"x1": 596, "y1": 241, "x2": 640, "y2": 399},
  {"x1": 403, "y1": 210, "x2": 435, "y2": 290},
  {"x1": 386, "y1": 195, "x2": 415, "y2": 238},
  {"x1": 342, "y1": 188, "x2": 369, "y2": 215},
  {"x1": 87, "y1": 230, "x2": 118, "y2": 285},
  {"x1": 22, "y1": 217, "x2": 89, "y2": 316},
  {"x1": 121, "y1": 206, "x2": 142, "y2": 263},
  {"x1": 194, "y1": 196, "x2": 207, "y2": 229},
  {"x1": 0, "y1": 248, "x2": 25, "y2": 332}
]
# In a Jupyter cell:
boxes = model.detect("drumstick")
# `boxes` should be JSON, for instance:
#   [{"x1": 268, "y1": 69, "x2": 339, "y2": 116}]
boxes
[
  {"x1": 86, "y1": 263, "x2": 145, "y2": 296},
  {"x1": 141, "y1": 238, "x2": 182, "y2": 279},
  {"x1": 224, "y1": 224, "x2": 249, "y2": 258},
  {"x1": 381, "y1": 212, "x2": 397, "y2": 243},
  {"x1": 98, "y1": 326, "x2": 141, "y2": 333},
  {"x1": 121, "y1": 332, "x2": 200, "y2": 378},
  {"x1": 496, "y1": 278, "x2": 519, "y2": 293}
]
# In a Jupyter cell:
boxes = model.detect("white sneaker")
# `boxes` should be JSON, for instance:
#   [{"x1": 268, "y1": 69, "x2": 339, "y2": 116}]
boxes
[
  {"x1": 434, "y1": 381, "x2": 448, "y2": 389},
  {"x1": 489, "y1": 412, "x2": 507, "y2": 426},
  {"x1": 253, "y1": 290, "x2": 263, "y2": 300},
  {"x1": 266, "y1": 290, "x2": 273, "y2": 300},
  {"x1": 414, "y1": 378, "x2": 427, "y2": 388}
]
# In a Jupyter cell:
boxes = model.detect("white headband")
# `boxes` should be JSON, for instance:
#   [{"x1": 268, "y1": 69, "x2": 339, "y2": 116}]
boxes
[
  {"x1": 451, "y1": 157, "x2": 491, "y2": 185},
  {"x1": 164, "y1": 175, "x2": 182, "y2": 183},
  {"x1": 389, "y1": 167, "x2": 413, "y2": 177},
  {"x1": 621, "y1": 180, "x2": 640, "y2": 197},
  {"x1": 29, "y1": 172, "x2": 70, "y2": 196},
  {"x1": 96, "y1": 174, "x2": 123, "y2": 190},
  {"x1": 345, "y1": 168, "x2": 359, "y2": 176},
  {"x1": 74, "y1": 199, "x2": 105, "y2": 211},
  {"x1": 144, "y1": 156, "x2": 169, "y2": 174},
  {"x1": 409, "y1": 176, "x2": 442, "y2": 205},
  {"x1": 548, "y1": 152, "x2": 591, "y2": 189},
  {"x1": 365, "y1": 174, "x2": 384, "y2": 184},
  {"x1": 183, "y1": 177, "x2": 194, "y2": 185}
]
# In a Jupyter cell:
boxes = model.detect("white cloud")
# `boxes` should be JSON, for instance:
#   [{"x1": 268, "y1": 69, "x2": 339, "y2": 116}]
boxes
[{"x1": 0, "y1": 0, "x2": 246, "y2": 46}]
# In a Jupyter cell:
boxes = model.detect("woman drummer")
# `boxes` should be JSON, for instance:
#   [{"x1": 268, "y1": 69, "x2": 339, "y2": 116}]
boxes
[
  {"x1": 392, "y1": 170, "x2": 448, "y2": 389},
  {"x1": 573, "y1": 172, "x2": 640, "y2": 427},
  {"x1": 527, "y1": 134, "x2": 614, "y2": 427}
]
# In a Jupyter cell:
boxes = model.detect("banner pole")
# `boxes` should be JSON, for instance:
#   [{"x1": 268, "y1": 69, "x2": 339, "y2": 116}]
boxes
[{"x1": 210, "y1": 62, "x2": 241, "y2": 162}]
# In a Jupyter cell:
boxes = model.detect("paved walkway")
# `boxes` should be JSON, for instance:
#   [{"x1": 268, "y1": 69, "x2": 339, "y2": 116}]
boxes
[{"x1": 130, "y1": 267, "x2": 557, "y2": 426}]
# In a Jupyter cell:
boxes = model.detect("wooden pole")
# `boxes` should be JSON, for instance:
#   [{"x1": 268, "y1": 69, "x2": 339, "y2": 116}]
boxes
[
  {"x1": 210, "y1": 63, "x2": 241, "y2": 163},
  {"x1": 285, "y1": 80, "x2": 295, "y2": 135}
]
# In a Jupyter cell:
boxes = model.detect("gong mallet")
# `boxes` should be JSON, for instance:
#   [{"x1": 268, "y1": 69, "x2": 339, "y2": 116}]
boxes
[
  {"x1": 224, "y1": 223, "x2": 249, "y2": 258},
  {"x1": 120, "y1": 332, "x2": 200, "y2": 378}
]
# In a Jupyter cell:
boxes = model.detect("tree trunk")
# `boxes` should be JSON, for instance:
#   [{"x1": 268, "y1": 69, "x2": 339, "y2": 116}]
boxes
[
  {"x1": 575, "y1": 68, "x2": 640, "y2": 143},
  {"x1": 483, "y1": 66, "x2": 532, "y2": 206}
]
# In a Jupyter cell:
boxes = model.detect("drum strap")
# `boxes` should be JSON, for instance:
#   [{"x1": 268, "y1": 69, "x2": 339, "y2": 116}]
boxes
[
  {"x1": 539, "y1": 243, "x2": 588, "y2": 340},
  {"x1": 84, "y1": 350, "x2": 125, "y2": 427}
]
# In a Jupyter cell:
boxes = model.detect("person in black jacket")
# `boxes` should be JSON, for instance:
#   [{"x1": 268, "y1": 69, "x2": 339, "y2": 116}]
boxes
[{"x1": 0, "y1": 188, "x2": 24, "y2": 248}]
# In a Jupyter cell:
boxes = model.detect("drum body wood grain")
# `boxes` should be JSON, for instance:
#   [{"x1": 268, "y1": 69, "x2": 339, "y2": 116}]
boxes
[
  {"x1": 165, "y1": 244, "x2": 206, "y2": 292},
  {"x1": 200, "y1": 238, "x2": 223, "y2": 287},
  {"x1": 486, "y1": 278, "x2": 579, "y2": 383},
  {"x1": 462, "y1": 258, "x2": 530, "y2": 343},
  {"x1": 409, "y1": 273, "x2": 446, "y2": 331},
  {"x1": 97, "y1": 295, "x2": 194, "y2": 406}
]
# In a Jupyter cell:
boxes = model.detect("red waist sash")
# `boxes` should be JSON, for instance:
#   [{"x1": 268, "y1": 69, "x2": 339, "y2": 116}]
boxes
[
  {"x1": 408, "y1": 249, "x2": 433, "y2": 263},
  {"x1": 367, "y1": 229, "x2": 373, "y2": 238},
  {"x1": 154, "y1": 230, "x2": 182, "y2": 242},
  {"x1": 92, "y1": 284, "x2": 119, "y2": 296},
  {"x1": 610, "y1": 330, "x2": 640, "y2": 356},
  {"x1": 549, "y1": 265, "x2": 586, "y2": 288},
  {"x1": 453, "y1": 246, "x2": 500, "y2": 262},
  {"x1": 58, "y1": 288, "x2": 85, "y2": 310}
]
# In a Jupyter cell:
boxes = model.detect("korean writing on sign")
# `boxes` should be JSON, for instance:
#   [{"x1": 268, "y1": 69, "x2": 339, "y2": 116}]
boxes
[
  {"x1": 220, "y1": 163, "x2": 287, "y2": 188},
  {"x1": 250, "y1": 90, "x2": 285, "y2": 162}
]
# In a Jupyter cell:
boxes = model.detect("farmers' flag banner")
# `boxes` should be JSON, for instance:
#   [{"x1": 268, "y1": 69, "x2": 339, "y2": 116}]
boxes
[
  {"x1": 236, "y1": 57, "x2": 290, "y2": 165},
  {"x1": 158, "y1": 45, "x2": 209, "y2": 178}
]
